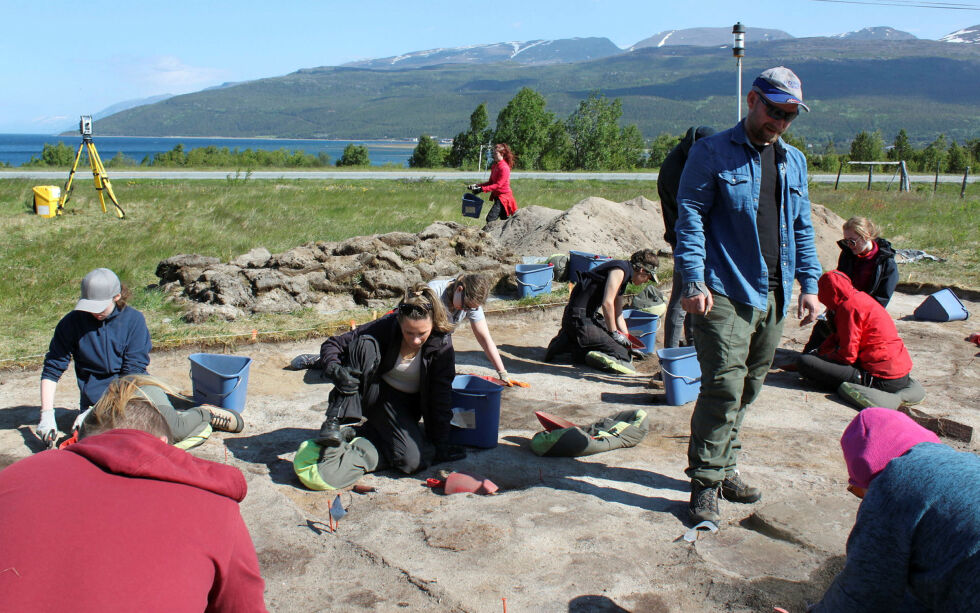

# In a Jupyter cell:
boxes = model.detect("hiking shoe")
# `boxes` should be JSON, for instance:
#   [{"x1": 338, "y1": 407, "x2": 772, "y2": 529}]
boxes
[
  {"x1": 585, "y1": 351, "x2": 636, "y2": 375},
  {"x1": 689, "y1": 480, "x2": 721, "y2": 525},
  {"x1": 721, "y1": 472, "x2": 762, "y2": 503},
  {"x1": 205, "y1": 405, "x2": 245, "y2": 433},
  {"x1": 838, "y1": 382, "x2": 875, "y2": 409},
  {"x1": 315, "y1": 417, "x2": 343, "y2": 448},
  {"x1": 289, "y1": 353, "x2": 320, "y2": 371}
]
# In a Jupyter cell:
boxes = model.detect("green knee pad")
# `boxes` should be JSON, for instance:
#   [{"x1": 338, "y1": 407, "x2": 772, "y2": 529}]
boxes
[
  {"x1": 293, "y1": 437, "x2": 380, "y2": 491},
  {"x1": 837, "y1": 378, "x2": 925, "y2": 410},
  {"x1": 174, "y1": 423, "x2": 212, "y2": 450}
]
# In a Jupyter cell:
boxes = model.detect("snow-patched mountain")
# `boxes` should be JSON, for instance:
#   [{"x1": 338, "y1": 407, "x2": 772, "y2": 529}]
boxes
[
  {"x1": 940, "y1": 25, "x2": 980, "y2": 44},
  {"x1": 342, "y1": 37, "x2": 622, "y2": 69},
  {"x1": 831, "y1": 26, "x2": 915, "y2": 40},
  {"x1": 630, "y1": 26, "x2": 792, "y2": 50}
]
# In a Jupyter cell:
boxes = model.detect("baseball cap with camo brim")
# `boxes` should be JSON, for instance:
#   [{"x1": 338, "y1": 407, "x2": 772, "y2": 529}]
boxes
[
  {"x1": 75, "y1": 268, "x2": 121, "y2": 313},
  {"x1": 752, "y1": 66, "x2": 810, "y2": 112}
]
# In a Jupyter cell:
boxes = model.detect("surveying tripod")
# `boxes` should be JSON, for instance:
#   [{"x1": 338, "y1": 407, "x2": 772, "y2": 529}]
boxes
[{"x1": 57, "y1": 115, "x2": 125, "y2": 218}]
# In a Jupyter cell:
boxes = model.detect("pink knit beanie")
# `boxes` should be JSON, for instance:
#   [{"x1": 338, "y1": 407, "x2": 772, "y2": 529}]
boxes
[{"x1": 840, "y1": 407, "x2": 940, "y2": 489}]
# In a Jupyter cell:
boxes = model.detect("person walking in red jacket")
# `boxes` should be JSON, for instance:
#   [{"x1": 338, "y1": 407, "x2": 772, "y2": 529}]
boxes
[
  {"x1": 468, "y1": 143, "x2": 518, "y2": 222},
  {"x1": 797, "y1": 270, "x2": 912, "y2": 393},
  {"x1": 0, "y1": 378, "x2": 267, "y2": 612}
]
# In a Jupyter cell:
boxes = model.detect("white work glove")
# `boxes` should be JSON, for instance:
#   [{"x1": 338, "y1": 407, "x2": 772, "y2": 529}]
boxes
[
  {"x1": 36, "y1": 410, "x2": 58, "y2": 446},
  {"x1": 72, "y1": 407, "x2": 93, "y2": 432},
  {"x1": 611, "y1": 331, "x2": 632, "y2": 348},
  {"x1": 497, "y1": 370, "x2": 513, "y2": 386}
]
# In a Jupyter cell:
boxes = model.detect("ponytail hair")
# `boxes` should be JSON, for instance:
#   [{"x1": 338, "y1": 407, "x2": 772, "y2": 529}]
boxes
[
  {"x1": 453, "y1": 273, "x2": 492, "y2": 308},
  {"x1": 82, "y1": 375, "x2": 174, "y2": 443},
  {"x1": 397, "y1": 283, "x2": 454, "y2": 335}
]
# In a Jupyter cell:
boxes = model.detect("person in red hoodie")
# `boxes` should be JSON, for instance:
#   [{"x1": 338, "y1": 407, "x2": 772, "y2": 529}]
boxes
[
  {"x1": 468, "y1": 142, "x2": 518, "y2": 222},
  {"x1": 0, "y1": 378, "x2": 267, "y2": 612},
  {"x1": 797, "y1": 270, "x2": 912, "y2": 393}
]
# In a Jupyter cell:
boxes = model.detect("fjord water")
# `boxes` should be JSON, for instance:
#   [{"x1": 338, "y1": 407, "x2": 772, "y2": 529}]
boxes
[{"x1": 0, "y1": 134, "x2": 416, "y2": 167}]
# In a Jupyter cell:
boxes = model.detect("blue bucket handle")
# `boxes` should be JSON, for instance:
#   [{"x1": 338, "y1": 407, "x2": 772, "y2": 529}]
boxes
[
  {"x1": 189, "y1": 367, "x2": 245, "y2": 401},
  {"x1": 454, "y1": 391, "x2": 490, "y2": 399},
  {"x1": 660, "y1": 365, "x2": 700, "y2": 384},
  {"x1": 629, "y1": 329, "x2": 656, "y2": 339}
]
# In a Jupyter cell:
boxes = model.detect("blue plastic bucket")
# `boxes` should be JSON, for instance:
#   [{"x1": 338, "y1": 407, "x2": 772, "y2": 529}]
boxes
[
  {"x1": 515, "y1": 263, "x2": 554, "y2": 299},
  {"x1": 914, "y1": 288, "x2": 969, "y2": 322},
  {"x1": 449, "y1": 375, "x2": 502, "y2": 448},
  {"x1": 656, "y1": 347, "x2": 701, "y2": 406},
  {"x1": 623, "y1": 308, "x2": 659, "y2": 355},
  {"x1": 461, "y1": 193, "x2": 484, "y2": 218},
  {"x1": 188, "y1": 353, "x2": 252, "y2": 412},
  {"x1": 568, "y1": 250, "x2": 612, "y2": 283}
]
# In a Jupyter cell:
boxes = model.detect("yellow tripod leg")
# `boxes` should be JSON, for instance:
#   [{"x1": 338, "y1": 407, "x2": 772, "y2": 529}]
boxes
[
  {"x1": 58, "y1": 142, "x2": 87, "y2": 215},
  {"x1": 86, "y1": 142, "x2": 108, "y2": 214},
  {"x1": 87, "y1": 143, "x2": 125, "y2": 218}
]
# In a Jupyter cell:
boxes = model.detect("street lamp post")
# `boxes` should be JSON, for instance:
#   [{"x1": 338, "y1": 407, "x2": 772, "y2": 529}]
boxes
[{"x1": 733, "y1": 22, "x2": 745, "y2": 122}]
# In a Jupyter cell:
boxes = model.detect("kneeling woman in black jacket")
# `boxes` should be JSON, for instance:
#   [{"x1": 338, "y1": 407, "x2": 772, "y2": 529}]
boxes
[{"x1": 315, "y1": 283, "x2": 462, "y2": 474}]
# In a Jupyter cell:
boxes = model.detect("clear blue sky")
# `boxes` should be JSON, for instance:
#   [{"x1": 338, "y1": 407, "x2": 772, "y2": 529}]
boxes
[{"x1": 1, "y1": 0, "x2": 975, "y2": 133}]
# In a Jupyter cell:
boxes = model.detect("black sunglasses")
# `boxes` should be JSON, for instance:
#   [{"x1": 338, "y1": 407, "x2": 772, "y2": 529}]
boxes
[
  {"x1": 756, "y1": 92, "x2": 799, "y2": 122},
  {"x1": 398, "y1": 302, "x2": 431, "y2": 317}
]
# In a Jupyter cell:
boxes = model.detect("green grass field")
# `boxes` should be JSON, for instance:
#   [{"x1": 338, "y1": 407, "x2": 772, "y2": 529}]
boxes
[{"x1": 1, "y1": 177, "x2": 976, "y2": 364}]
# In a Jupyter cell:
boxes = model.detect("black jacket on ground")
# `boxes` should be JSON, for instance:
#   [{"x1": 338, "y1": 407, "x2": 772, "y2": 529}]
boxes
[
  {"x1": 836, "y1": 237, "x2": 898, "y2": 308},
  {"x1": 320, "y1": 314, "x2": 455, "y2": 443}
]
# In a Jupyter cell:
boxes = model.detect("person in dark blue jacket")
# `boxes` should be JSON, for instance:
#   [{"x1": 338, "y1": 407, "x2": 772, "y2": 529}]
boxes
[
  {"x1": 812, "y1": 407, "x2": 980, "y2": 612},
  {"x1": 658, "y1": 125, "x2": 716, "y2": 349},
  {"x1": 36, "y1": 268, "x2": 152, "y2": 445}
]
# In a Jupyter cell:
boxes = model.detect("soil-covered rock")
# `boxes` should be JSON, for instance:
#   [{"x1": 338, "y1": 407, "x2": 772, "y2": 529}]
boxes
[{"x1": 157, "y1": 222, "x2": 518, "y2": 321}]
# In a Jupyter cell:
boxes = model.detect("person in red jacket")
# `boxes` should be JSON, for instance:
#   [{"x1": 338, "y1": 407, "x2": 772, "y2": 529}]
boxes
[
  {"x1": 797, "y1": 270, "x2": 912, "y2": 393},
  {"x1": 0, "y1": 378, "x2": 267, "y2": 612},
  {"x1": 468, "y1": 143, "x2": 517, "y2": 222}
]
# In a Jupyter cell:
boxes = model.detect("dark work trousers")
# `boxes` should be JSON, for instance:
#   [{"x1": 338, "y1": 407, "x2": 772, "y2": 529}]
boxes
[
  {"x1": 546, "y1": 269, "x2": 631, "y2": 363},
  {"x1": 687, "y1": 290, "x2": 784, "y2": 485},
  {"x1": 802, "y1": 317, "x2": 833, "y2": 354},
  {"x1": 664, "y1": 257, "x2": 693, "y2": 348},
  {"x1": 485, "y1": 198, "x2": 509, "y2": 222},
  {"x1": 797, "y1": 354, "x2": 910, "y2": 393},
  {"x1": 357, "y1": 382, "x2": 435, "y2": 475},
  {"x1": 325, "y1": 335, "x2": 381, "y2": 425}
]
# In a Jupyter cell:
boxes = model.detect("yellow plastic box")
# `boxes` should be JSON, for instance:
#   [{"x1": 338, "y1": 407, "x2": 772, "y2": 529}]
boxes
[{"x1": 32, "y1": 185, "x2": 61, "y2": 218}]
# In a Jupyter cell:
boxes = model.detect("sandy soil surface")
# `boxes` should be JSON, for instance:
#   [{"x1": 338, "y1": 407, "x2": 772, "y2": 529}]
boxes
[{"x1": 1, "y1": 290, "x2": 976, "y2": 612}]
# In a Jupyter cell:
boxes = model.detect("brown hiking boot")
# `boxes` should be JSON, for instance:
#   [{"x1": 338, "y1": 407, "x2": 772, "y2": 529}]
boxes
[
  {"x1": 204, "y1": 405, "x2": 245, "y2": 433},
  {"x1": 721, "y1": 472, "x2": 762, "y2": 503},
  {"x1": 689, "y1": 480, "x2": 721, "y2": 524}
]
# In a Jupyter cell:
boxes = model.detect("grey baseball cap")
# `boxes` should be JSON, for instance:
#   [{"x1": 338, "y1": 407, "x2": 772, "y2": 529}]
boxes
[
  {"x1": 752, "y1": 66, "x2": 810, "y2": 112},
  {"x1": 75, "y1": 268, "x2": 121, "y2": 313}
]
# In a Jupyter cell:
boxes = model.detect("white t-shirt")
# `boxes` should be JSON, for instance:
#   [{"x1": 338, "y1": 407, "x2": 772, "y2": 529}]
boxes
[
  {"x1": 382, "y1": 351, "x2": 422, "y2": 394},
  {"x1": 427, "y1": 278, "x2": 485, "y2": 325}
]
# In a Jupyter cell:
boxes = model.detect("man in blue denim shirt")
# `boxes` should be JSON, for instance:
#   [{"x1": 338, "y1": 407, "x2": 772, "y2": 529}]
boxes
[{"x1": 675, "y1": 66, "x2": 822, "y2": 525}]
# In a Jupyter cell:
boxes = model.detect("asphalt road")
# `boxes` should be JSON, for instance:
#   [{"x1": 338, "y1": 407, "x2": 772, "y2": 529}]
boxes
[{"x1": 1, "y1": 170, "x2": 975, "y2": 184}]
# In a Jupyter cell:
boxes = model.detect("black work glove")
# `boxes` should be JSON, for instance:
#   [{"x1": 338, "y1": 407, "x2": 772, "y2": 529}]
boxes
[
  {"x1": 470, "y1": 185, "x2": 483, "y2": 195},
  {"x1": 324, "y1": 362, "x2": 360, "y2": 394},
  {"x1": 433, "y1": 442, "x2": 467, "y2": 464}
]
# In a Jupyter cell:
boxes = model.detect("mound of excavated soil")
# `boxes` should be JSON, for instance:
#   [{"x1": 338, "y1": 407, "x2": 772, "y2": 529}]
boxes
[{"x1": 487, "y1": 195, "x2": 846, "y2": 271}]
